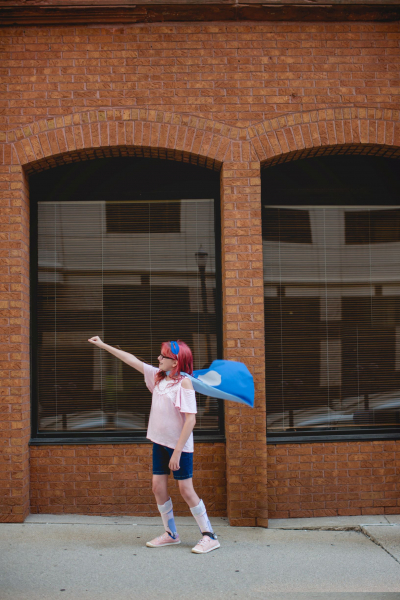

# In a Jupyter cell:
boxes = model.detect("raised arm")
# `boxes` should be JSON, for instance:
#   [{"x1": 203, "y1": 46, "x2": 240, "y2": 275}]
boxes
[{"x1": 88, "y1": 336, "x2": 144, "y2": 374}]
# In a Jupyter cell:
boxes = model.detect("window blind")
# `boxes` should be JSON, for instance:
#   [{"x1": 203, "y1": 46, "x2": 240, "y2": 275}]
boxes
[
  {"x1": 35, "y1": 198, "x2": 220, "y2": 435},
  {"x1": 263, "y1": 205, "x2": 400, "y2": 433}
]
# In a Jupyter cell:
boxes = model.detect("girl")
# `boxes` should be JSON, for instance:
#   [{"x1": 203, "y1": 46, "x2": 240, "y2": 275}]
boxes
[{"x1": 88, "y1": 336, "x2": 220, "y2": 554}]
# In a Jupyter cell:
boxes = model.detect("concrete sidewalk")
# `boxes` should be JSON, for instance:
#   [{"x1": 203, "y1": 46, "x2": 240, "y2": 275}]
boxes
[{"x1": 1, "y1": 514, "x2": 400, "y2": 600}]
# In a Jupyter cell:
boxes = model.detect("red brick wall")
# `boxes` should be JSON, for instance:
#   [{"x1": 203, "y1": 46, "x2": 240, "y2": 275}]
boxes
[
  {"x1": 0, "y1": 164, "x2": 30, "y2": 523},
  {"x1": 30, "y1": 443, "x2": 226, "y2": 516},
  {"x1": 1, "y1": 22, "x2": 399, "y2": 129},
  {"x1": 221, "y1": 159, "x2": 268, "y2": 527},
  {"x1": 0, "y1": 20, "x2": 399, "y2": 523},
  {"x1": 268, "y1": 440, "x2": 400, "y2": 519}
]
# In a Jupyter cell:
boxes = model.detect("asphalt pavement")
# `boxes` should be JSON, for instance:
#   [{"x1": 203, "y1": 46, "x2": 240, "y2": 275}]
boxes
[{"x1": 1, "y1": 514, "x2": 400, "y2": 600}]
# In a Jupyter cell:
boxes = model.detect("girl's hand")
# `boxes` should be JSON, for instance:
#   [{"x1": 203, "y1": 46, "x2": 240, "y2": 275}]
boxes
[
  {"x1": 169, "y1": 450, "x2": 181, "y2": 472},
  {"x1": 88, "y1": 336, "x2": 103, "y2": 347}
]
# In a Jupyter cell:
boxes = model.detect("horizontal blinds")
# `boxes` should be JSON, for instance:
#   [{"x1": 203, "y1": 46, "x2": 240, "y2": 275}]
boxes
[
  {"x1": 263, "y1": 206, "x2": 400, "y2": 433},
  {"x1": 36, "y1": 199, "x2": 219, "y2": 434}
]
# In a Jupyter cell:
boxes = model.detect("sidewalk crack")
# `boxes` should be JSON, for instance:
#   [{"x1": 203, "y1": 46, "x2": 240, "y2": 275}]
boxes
[{"x1": 360, "y1": 525, "x2": 400, "y2": 566}]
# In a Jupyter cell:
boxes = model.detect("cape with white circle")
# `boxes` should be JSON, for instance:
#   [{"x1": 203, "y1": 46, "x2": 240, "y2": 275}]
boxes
[{"x1": 181, "y1": 359, "x2": 254, "y2": 408}]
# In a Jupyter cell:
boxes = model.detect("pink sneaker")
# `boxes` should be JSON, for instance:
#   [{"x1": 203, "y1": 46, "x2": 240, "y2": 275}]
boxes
[
  {"x1": 146, "y1": 532, "x2": 180, "y2": 548},
  {"x1": 191, "y1": 535, "x2": 220, "y2": 554}
]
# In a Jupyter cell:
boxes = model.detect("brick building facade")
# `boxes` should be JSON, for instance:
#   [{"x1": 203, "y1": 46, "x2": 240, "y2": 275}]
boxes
[{"x1": 1, "y1": 1, "x2": 400, "y2": 524}]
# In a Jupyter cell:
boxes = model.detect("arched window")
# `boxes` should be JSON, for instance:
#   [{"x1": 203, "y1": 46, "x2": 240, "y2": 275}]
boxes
[
  {"x1": 30, "y1": 158, "x2": 223, "y2": 442},
  {"x1": 262, "y1": 155, "x2": 400, "y2": 442}
]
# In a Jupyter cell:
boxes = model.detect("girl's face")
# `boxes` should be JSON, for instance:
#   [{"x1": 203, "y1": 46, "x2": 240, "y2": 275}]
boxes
[{"x1": 158, "y1": 352, "x2": 178, "y2": 372}]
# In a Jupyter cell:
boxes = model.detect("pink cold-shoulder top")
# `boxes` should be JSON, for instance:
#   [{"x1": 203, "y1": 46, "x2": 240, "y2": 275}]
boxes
[{"x1": 144, "y1": 363, "x2": 197, "y2": 453}]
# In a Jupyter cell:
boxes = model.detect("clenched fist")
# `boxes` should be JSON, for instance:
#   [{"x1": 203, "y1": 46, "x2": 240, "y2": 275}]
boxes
[{"x1": 88, "y1": 336, "x2": 103, "y2": 347}]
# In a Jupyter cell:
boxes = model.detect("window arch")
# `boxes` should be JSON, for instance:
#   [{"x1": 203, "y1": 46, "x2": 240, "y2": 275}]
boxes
[
  {"x1": 30, "y1": 157, "x2": 223, "y2": 442},
  {"x1": 262, "y1": 153, "x2": 400, "y2": 442}
]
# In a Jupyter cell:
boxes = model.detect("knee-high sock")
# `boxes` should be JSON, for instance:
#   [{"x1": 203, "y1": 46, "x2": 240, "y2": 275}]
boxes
[
  {"x1": 157, "y1": 498, "x2": 178, "y2": 539},
  {"x1": 190, "y1": 499, "x2": 216, "y2": 538}
]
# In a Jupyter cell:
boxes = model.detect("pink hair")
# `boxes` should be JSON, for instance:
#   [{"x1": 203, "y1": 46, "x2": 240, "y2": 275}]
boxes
[{"x1": 155, "y1": 340, "x2": 193, "y2": 385}]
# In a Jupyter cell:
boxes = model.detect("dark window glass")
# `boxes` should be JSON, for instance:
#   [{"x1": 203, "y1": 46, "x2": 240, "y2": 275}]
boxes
[
  {"x1": 263, "y1": 207, "x2": 312, "y2": 244},
  {"x1": 346, "y1": 209, "x2": 400, "y2": 244},
  {"x1": 263, "y1": 156, "x2": 400, "y2": 438},
  {"x1": 264, "y1": 205, "x2": 400, "y2": 434},
  {"x1": 106, "y1": 202, "x2": 180, "y2": 234},
  {"x1": 31, "y1": 159, "x2": 222, "y2": 440}
]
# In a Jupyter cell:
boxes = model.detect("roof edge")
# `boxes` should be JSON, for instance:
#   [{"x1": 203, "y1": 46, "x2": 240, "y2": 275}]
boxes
[{"x1": 1, "y1": 2, "x2": 400, "y2": 25}]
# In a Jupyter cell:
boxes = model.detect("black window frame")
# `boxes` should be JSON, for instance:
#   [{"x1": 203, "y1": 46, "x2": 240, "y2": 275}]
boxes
[
  {"x1": 262, "y1": 155, "x2": 400, "y2": 445},
  {"x1": 29, "y1": 158, "x2": 225, "y2": 445}
]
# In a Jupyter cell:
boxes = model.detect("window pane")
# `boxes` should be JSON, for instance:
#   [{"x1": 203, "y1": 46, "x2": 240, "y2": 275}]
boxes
[
  {"x1": 106, "y1": 202, "x2": 181, "y2": 234},
  {"x1": 264, "y1": 206, "x2": 400, "y2": 433},
  {"x1": 263, "y1": 207, "x2": 312, "y2": 244},
  {"x1": 36, "y1": 199, "x2": 219, "y2": 434},
  {"x1": 345, "y1": 209, "x2": 400, "y2": 244}
]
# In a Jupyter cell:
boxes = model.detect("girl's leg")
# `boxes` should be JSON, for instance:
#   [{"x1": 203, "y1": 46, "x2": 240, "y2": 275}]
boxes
[
  {"x1": 177, "y1": 478, "x2": 200, "y2": 509},
  {"x1": 152, "y1": 474, "x2": 169, "y2": 506},
  {"x1": 178, "y1": 479, "x2": 216, "y2": 539},
  {"x1": 147, "y1": 445, "x2": 180, "y2": 547},
  {"x1": 151, "y1": 474, "x2": 179, "y2": 541}
]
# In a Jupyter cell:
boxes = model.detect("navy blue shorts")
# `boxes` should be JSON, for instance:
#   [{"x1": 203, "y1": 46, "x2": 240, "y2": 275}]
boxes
[{"x1": 152, "y1": 443, "x2": 193, "y2": 480}]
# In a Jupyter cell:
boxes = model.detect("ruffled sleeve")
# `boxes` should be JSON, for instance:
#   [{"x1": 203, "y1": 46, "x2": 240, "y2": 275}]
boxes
[
  {"x1": 143, "y1": 363, "x2": 159, "y2": 393},
  {"x1": 174, "y1": 384, "x2": 197, "y2": 414}
]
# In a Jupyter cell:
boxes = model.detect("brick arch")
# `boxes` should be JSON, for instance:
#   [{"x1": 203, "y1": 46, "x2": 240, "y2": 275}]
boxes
[
  {"x1": 248, "y1": 107, "x2": 400, "y2": 168},
  {"x1": 9, "y1": 109, "x2": 238, "y2": 174}
]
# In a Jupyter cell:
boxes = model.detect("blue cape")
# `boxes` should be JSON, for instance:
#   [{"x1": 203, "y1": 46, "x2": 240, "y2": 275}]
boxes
[{"x1": 182, "y1": 359, "x2": 254, "y2": 408}]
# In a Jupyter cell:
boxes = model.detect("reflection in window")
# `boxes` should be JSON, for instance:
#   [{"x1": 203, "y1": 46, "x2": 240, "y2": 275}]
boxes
[
  {"x1": 345, "y1": 209, "x2": 400, "y2": 244},
  {"x1": 106, "y1": 201, "x2": 181, "y2": 234},
  {"x1": 36, "y1": 199, "x2": 219, "y2": 434},
  {"x1": 263, "y1": 207, "x2": 312, "y2": 244},
  {"x1": 263, "y1": 206, "x2": 400, "y2": 433}
]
